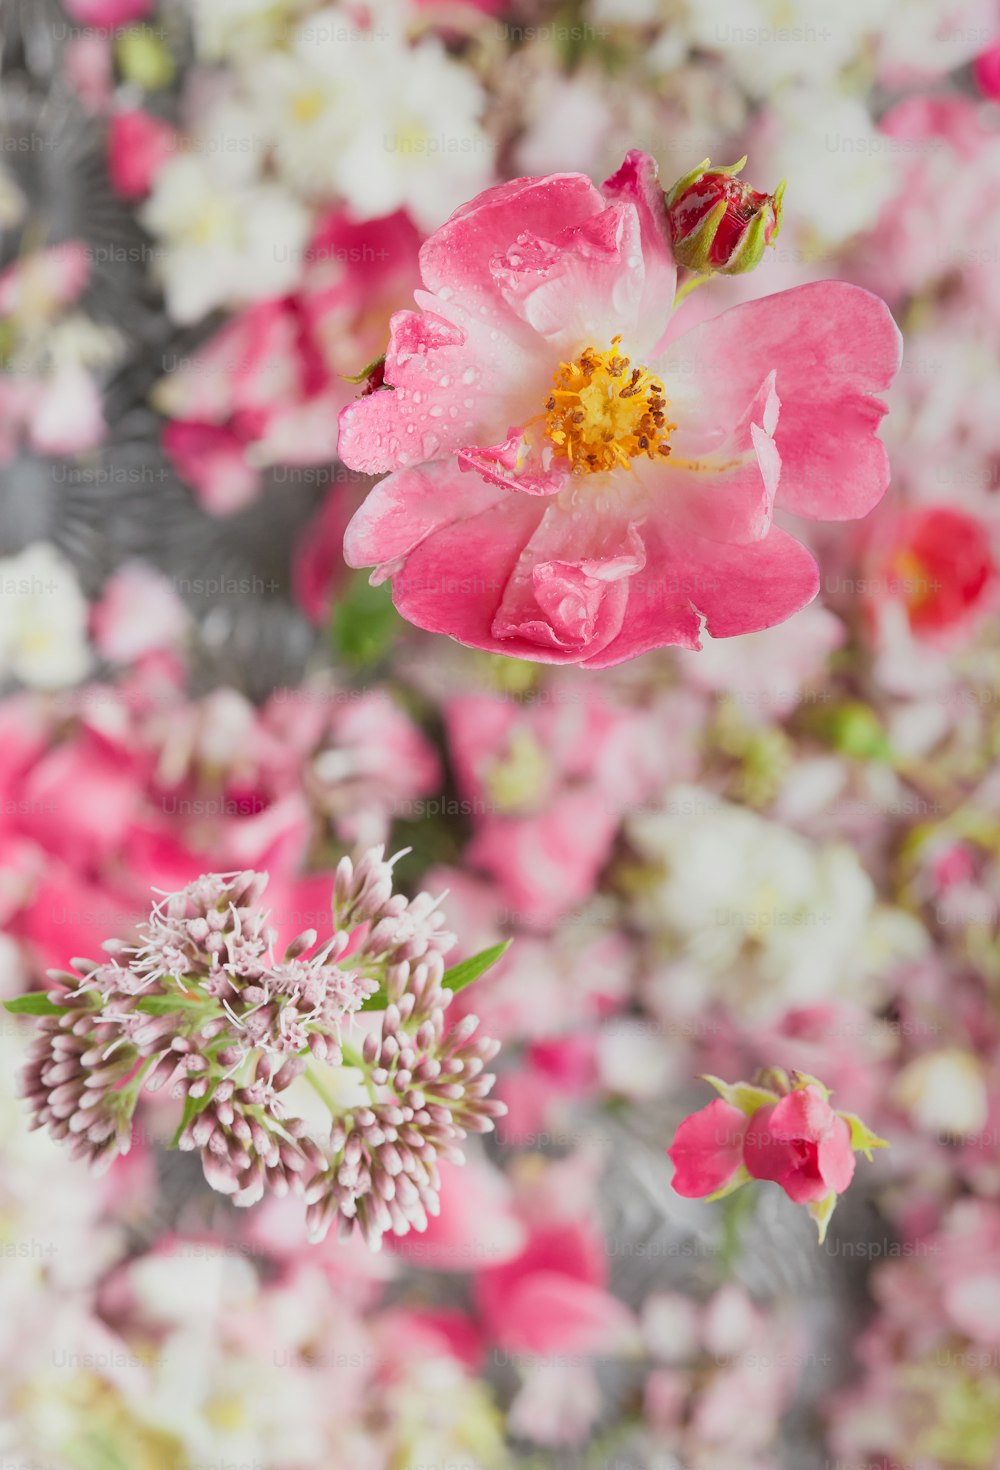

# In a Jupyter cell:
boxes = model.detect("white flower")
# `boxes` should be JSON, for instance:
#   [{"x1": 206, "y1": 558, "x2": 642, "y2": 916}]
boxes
[
  {"x1": 683, "y1": 0, "x2": 890, "y2": 96},
  {"x1": 243, "y1": 10, "x2": 495, "y2": 230},
  {"x1": 750, "y1": 89, "x2": 897, "y2": 250},
  {"x1": 141, "y1": 102, "x2": 310, "y2": 324},
  {"x1": 892, "y1": 1049, "x2": 989, "y2": 1138},
  {"x1": 628, "y1": 790, "x2": 921, "y2": 1018},
  {"x1": 877, "y1": 0, "x2": 999, "y2": 80},
  {"x1": 188, "y1": 0, "x2": 314, "y2": 61},
  {"x1": 0, "y1": 543, "x2": 92, "y2": 691}
]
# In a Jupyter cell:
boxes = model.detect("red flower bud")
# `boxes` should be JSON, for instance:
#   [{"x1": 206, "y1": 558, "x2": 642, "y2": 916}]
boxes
[{"x1": 665, "y1": 157, "x2": 784, "y2": 276}]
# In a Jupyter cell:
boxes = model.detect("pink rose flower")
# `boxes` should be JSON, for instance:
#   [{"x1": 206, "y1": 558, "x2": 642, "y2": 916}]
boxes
[
  {"x1": 340, "y1": 150, "x2": 901, "y2": 666},
  {"x1": 742, "y1": 1086, "x2": 856, "y2": 1205},
  {"x1": 667, "y1": 1073, "x2": 885, "y2": 1238}
]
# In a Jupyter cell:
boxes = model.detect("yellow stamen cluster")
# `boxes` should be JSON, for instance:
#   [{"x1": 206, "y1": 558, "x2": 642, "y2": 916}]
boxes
[{"x1": 544, "y1": 337, "x2": 675, "y2": 475}]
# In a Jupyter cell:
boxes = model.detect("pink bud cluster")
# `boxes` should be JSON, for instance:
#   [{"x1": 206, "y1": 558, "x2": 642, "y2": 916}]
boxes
[{"x1": 19, "y1": 850, "x2": 506, "y2": 1249}]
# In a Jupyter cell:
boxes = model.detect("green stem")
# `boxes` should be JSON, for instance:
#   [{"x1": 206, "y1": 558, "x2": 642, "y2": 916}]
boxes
[
  {"x1": 304, "y1": 1063, "x2": 343, "y2": 1114},
  {"x1": 673, "y1": 271, "x2": 711, "y2": 307},
  {"x1": 341, "y1": 1043, "x2": 379, "y2": 1105}
]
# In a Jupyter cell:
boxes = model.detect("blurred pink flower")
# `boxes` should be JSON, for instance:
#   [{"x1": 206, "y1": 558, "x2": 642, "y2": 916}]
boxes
[
  {"x1": 341, "y1": 150, "x2": 900, "y2": 664},
  {"x1": 157, "y1": 210, "x2": 422, "y2": 515},
  {"x1": 475, "y1": 1214, "x2": 634, "y2": 1356},
  {"x1": 864, "y1": 503, "x2": 999, "y2": 645},
  {"x1": 90, "y1": 562, "x2": 189, "y2": 663},
  {"x1": 862, "y1": 95, "x2": 1000, "y2": 304},
  {"x1": 62, "y1": 0, "x2": 154, "y2": 23},
  {"x1": 106, "y1": 110, "x2": 177, "y2": 199},
  {"x1": 444, "y1": 682, "x2": 681, "y2": 926}
]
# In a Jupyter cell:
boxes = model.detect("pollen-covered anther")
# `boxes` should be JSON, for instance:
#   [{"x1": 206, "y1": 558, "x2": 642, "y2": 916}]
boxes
[{"x1": 544, "y1": 336, "x2": 676, "y2": 475}]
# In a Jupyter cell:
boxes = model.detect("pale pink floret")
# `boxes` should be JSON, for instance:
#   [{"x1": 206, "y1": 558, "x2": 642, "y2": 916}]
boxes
[{"x1": 339, "y1": 150, "x2": 901, "y2": 666}]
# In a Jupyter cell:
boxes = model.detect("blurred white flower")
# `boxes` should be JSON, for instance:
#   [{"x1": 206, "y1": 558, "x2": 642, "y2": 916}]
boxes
[
  {"x1": 243, "y1": 11, "x2": 494, "y2": 230},
  {"x1": 892, "y1": 1049, "x2": 989, "y2": 1138},
  {"x1": 188, "y1": 0, "x2": 314, "y2": 61},
  {"x1": 0, "y1": 543, "x2": 92, "y2": 691},
  {"x1": 750, "y1": 89, "x2": 896, "y2": 251},
  {"x1": 142, "y1": 102, "x2": 310, "y2": 323},
  {"x1": 628, "y1": 790, "x2": 923, "y2": 1017},
  {"x1": 877, "y1": 0, "x2": 999, "y2": 81},
  {"x1": 684, "y1": 0, "x2": 890, "y2": 96}
]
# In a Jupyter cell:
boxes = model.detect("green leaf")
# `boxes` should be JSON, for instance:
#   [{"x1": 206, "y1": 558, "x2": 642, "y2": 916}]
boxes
[
  {"x1": 839, "y1": 1110, "x2": 890, "y2": 1162},
  {"x1": 170, "y1": 1090, "x2": 213, "y2": 1149},
  {"x1": 442, "y1": 940, "x2": 513, "y2": 994},
  {"x1": 3, "y1": 993, "x2": 68, "y2": 1016},
  {"x1": 330, "y1": 572, "x2": 401, "y2": 671},
  {"x1": 361, "y1": 939, "x2": 513, "y2": 1014},
  {"x1": 699, "y1": 1074, "x2": 779, "y2": 1117},
  {"x1": 134, "y1": 994, "x2": 205, "y2": 1015}
]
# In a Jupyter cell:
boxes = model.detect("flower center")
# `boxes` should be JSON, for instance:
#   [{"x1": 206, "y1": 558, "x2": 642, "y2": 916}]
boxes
[{"x1": 544, "y1": 337, "x2": 675, "y2": 475}]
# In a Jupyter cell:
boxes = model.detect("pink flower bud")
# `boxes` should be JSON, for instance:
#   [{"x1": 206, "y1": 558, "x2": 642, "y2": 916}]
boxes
[{"x1": 742, "y1": 1086, "x2": 855, "y2": 1205}]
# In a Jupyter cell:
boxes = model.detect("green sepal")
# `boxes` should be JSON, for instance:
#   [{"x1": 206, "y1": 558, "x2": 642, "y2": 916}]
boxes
[
  {"x1": 789, "y1": 1070, "x2": 833, "y2": 1098},
  {"x1": 699, "y1": 1073, "x2": 779, "y2": 1116},
  {"x1": 340, "y1": 352, "x2": 386, "y2": 386},
  {"x1": 673, "y1": 197, "x2": 728, "y2": 272},
  {"x1": 838, "y1": 1110, "x2": 890, "y2": 1162},
  {"x1": 704, "y1": 1164, "x2": 751, "y2": 1203},
  {"x1": 665, "y1": 155, "x2": 747, "y2": 207},
  {"x1": 807, "y1": 1191, "x2": 838, "y2": 1244}
]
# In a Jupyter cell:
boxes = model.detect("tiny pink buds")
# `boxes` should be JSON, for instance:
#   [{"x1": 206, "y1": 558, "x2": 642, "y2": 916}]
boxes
[
  {"x1": 665, "y1": 157, "x2": 785, "y2": 276},
  {"x1": 666, "y1": 1070, "x2": 887, "y2": 1241}
]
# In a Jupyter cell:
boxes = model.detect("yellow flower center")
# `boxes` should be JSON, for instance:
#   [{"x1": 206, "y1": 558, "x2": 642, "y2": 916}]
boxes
[
  {"x1": 291, "y1": 88, "x2": 326, "y2": 124},
  {"x1": 544, "y1": 337, "x2": 675, "y2": 475}
]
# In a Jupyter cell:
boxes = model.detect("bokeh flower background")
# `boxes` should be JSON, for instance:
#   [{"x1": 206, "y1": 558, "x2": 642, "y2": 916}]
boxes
[{"x1": 3, "y1": 0, "x2": 1000, "y2": 1466}]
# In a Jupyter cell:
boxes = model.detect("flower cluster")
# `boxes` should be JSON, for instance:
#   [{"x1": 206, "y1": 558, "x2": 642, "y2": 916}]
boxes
[{"x1": 17, "y1": 853, "x2": 505, "y2": 1247}]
